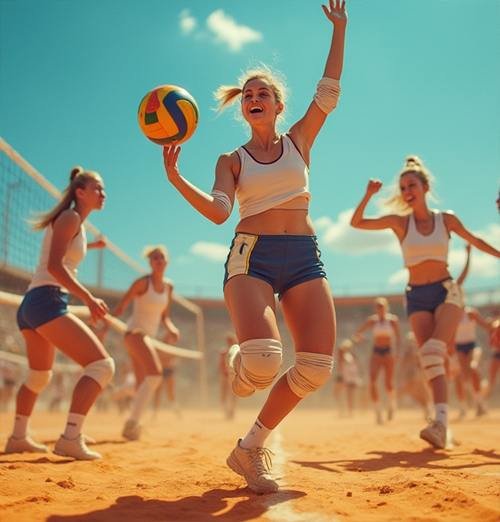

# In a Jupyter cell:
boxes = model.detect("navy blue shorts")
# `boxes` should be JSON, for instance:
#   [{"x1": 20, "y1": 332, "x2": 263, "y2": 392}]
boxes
[
  {"x1": 223, "y1": 233, "x2": 327, "y2": 300},
  {"x1": 162, "y1": 367, "x2": 175, "y2": 378},
  {"x1": 456, "y1": 341, "x2": 476, "y2": 355},
  {"x1": 17, "y1": 285, "x2": 69, "y2": 330},
  {"x1": 373, "y1": 346, "x2": 391, "y2": 357},
  {"x1": 405, "y1": 278, "x2": 455, "y2": 317}
]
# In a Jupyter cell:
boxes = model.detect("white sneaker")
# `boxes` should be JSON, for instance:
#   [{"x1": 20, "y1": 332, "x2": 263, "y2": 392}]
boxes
[
  {"x1": 4, "y1": 435, "x2": 48, "y2": 454},
  {"x1": 54, "y1": 434, "x2": 102, "y2": 460},
  {"x1": 122, "y1": 419, "x2": 141, "y2": 441},
  {"x1": 226, "y1": 439, "x2": 279, "y2": 494},
  {"x1": 227, "y1": 345, "x2": 255, "y2": 398},
  {"x1": 419, "y1": 420, "x2": 446, "y2": 449}
]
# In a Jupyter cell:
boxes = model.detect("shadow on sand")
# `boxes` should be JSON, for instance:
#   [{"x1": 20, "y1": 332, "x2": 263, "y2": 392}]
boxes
[
  {"x1": 292, "y1": 448, "x2": 500, "y2": 474},
  {"x1": 46, "y1": 488, "x2": 306, "y2": 522}
]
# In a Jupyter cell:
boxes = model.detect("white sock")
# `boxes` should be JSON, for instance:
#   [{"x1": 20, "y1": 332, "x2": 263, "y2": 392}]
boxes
[
  {"x1": 435, "y1": 403, "x2": 448, "y2": 426},
  {"x1": 12, "y1": 414, "x2": 29, "y2": 438},
  {"x1": 129, "y1": 375, "x2": 162, "y2": 423},
  {"x1": 240, "y1": 419, "x2": 272, "y2": 449},
  {"x1": 63, "y1": 413, "x2": 86, "y2": 439}
]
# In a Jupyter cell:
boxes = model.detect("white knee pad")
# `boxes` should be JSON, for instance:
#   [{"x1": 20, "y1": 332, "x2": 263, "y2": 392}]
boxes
[
  {"x1": 419, "y1": 339, "x2": 446, "y2": 381},
  {"x1": 238, "y1": 338, "x2": 283, "y2": 390},
  {"x1": 82, "y1": 357, "x2": 115, "y2": 389},
  {"x1": 286, "y1": 352, "x2": 334, "y2": 398},
  {"x1": 25, "y1": 369, "x2": 53, "y2": 393}
]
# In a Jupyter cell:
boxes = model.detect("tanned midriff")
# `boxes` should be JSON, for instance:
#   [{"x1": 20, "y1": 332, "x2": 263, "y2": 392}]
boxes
[
  {"x1": 235, "y1": 195, "x2": 313, "y2": 235},
  {"x1": 407, "y1": 260, "x2": 452, "y2": 286}
]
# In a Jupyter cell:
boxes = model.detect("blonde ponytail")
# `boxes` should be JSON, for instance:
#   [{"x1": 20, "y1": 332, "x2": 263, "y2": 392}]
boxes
[
  {"x1": 214, "y1": 86, "x2": 243, "y2": 111},
  {"x1": 214, "y1": 64, "x2": 288, "y2": 119},
  {"x1": 31, "y1": 166, "x2": 99, "y2": 230}
]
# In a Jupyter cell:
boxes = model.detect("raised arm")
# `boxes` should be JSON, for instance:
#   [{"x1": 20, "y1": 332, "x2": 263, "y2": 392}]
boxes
[
  {"x1": 163, "y1": 146, "x2": 237, "y2": 225},
  {"x1": 289, "y1": 1, "x2": 347, "y2": 157},
  {"x1": 456, "y1": 243, "x2": 472, "y2": 286},
  {"x1": 444, "y1": 213, "x2": 500, "y2": 258},
  {"x1": 350, "y1": 179, "x2": 404, "y2": 235}
]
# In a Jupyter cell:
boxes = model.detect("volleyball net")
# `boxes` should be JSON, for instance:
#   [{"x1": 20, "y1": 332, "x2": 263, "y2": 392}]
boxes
[{"x1": 0, "y1": 137, "x2": 206, "y2": 395}]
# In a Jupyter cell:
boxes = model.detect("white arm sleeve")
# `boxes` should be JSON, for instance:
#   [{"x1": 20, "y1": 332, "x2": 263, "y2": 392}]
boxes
[
  {"x1": 211, "y1": 189, "x2": 233, "y2": 217},
  {"x1": 314, "y1": 77, "x2": 341, "y2": 114}
]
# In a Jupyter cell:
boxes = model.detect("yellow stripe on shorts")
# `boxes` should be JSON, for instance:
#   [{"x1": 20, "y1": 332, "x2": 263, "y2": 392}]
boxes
[{"x1": 226, "y1": 233, "x2": 258, "y2": 280}]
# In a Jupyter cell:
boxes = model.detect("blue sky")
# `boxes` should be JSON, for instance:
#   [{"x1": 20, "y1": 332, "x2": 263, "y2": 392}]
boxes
[{"x1": 1, "y1": 0, "x2": 499, "y2": 298}]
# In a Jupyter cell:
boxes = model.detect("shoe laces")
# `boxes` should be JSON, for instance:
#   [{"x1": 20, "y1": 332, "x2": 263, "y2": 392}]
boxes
[{"x1": 249, "y1": 447, "x2": 274, "y2": 476}]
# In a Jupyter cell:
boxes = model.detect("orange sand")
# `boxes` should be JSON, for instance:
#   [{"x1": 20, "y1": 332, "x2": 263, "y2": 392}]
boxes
[{"x1": 1, "y1": 408, "x2": 499, "y2": 521}]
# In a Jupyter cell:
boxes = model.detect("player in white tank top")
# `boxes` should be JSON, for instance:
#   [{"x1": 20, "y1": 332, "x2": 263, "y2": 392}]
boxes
[
  {"x1": 333, "y1": 339, "x2": 361, "y2": 418},
  {"x1": 451, "y1": 244, "x2": 493, "y2": 418},
  {"x1": 352, "y1": 297, "x2": 400, "y2": 424},
  {"x1": 163, "y1": 2, "x2": 347, "y2": 494},
  {"x1": 351, "y1": 155, "x2": 499, "y2": 448},
  {"x1": 113, "y1": 245, "x2": 179, "y2": 440},
  {"x1": 5, "y1": 166, "x2": 114, "y2": 461}
]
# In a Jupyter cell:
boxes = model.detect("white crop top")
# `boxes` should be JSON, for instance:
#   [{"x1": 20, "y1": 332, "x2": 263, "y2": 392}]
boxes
[
  {"x1": 235, "y1": 134, "x2": 311, "y2": 220},
  {"x1": 372, "y1": 316, "x2": 395, "y2": 340},
  {"x1": 28, "y1": 223, "x2": 87, "y2": 292},
  {"x1": 455, "y1": 309, "x2": 476, "y2": 344},
  {"x1": 126, "y1": 277, "x2": 169, "y2": 338},
  {"x1": 401, "y1": 211, "x2": 449, "y2": 268}
]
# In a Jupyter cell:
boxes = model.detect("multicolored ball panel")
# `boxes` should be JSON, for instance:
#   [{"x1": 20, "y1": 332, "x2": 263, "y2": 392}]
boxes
[{"x1": 138, "y1": 85, "x2": 198, "y2": 145}]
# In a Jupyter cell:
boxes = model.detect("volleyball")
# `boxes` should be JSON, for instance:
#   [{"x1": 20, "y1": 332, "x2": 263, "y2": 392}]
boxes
[{"x1": 137, "y1": 85, "x2": 198, "y2": 145}]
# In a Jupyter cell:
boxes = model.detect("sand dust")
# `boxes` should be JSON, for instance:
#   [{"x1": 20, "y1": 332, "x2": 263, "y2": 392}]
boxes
[{"x1": 1, "y1": 407, "x2": 499, "y2": 521}]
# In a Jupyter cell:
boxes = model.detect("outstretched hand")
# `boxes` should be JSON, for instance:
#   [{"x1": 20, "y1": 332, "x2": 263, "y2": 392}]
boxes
[
  {"x1": 92, "y1": 236, "x2": 107, "y2": 249},
  {"x1": 163, "y1": 145, "x2": 181, "y2": 183},
  {"x1": 322, "y1": 0, "x2": 347, "y2": 28}
]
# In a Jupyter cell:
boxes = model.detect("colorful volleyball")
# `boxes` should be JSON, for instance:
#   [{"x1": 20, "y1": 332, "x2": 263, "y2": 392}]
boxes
[{"x1": 137, "y1": 85, "x2": 198, "y2": 145}]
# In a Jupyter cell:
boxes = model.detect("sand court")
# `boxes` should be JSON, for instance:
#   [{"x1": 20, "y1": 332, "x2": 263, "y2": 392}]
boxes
[{"x1": 1, "y1": 408, "x2": 499, "y2": 521}]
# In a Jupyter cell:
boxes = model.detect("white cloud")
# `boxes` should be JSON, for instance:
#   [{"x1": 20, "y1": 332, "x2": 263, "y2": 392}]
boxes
[
  {"x1": 179, "y1": 9, "x2": 197, "y2": 34},
  {"x1": 388, "y1": 268, "x2": 409, "y2": 286},
  {"x1": 206, "y1": 9, "x2": 262, "y2": 52},
  {"x1": 189, "y1": 241, "x2": 229, "y2": 262},
  {"x1": 448, "y1": 247, "x2": 499, "y2": 280},
  {"x1": 314, "y1": 209, "x2": 400, "y2": 255},
  {"x1": 474, "y1": 222, "x2": 500, "y2": 245},
  {"x1": 448, "y1": 222, "x2": 500, "y2": 279}
]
